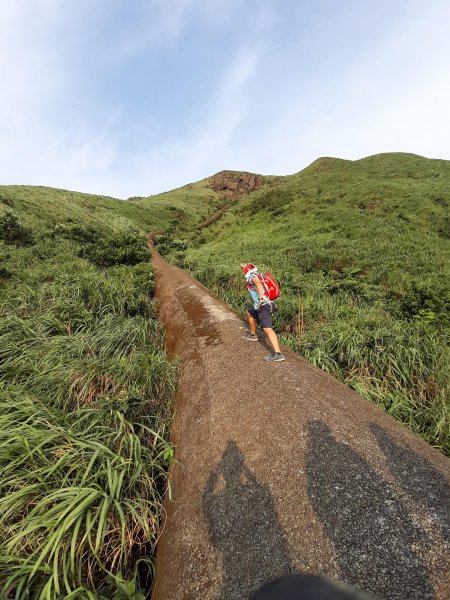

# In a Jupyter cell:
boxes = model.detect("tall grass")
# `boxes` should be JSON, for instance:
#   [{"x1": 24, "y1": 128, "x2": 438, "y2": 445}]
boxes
[
  {"x1": 1, "y1": 218, "x2": 177, "y2": 597},
  {"x1": 0, "y1": 391, "x2": 171, "y2": 599},
  {"x1": 177, "y1": 153, "x2": 450, "y2": 455}
]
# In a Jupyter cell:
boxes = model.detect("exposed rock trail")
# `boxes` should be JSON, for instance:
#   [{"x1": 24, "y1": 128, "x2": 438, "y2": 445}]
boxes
[
  {"x1": 197, "y1": 204, "x2": 231, "y2": 229},
  {"x1": 148, "y1": 236, "x2": 450, "y2": 600}
]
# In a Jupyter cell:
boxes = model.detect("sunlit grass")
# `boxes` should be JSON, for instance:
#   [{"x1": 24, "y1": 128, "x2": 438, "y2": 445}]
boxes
[
  {"x1": 0, "y1": 194, "x2": 179, "y2": 597},
  {"x1": 0, "y1": 390, "x2": 172, "y2": 598},
  {"x1": 182, "y1": 153, "x2": 450, "y2": 454}
]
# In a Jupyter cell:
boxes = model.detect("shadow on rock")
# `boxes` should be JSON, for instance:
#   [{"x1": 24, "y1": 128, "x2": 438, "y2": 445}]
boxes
[
  {"x1": 253, "y1": 573, "x2": 376, "y2": 600},
  {"x1": 306, "y1": 420, "x2": 434, "y2": 600},
  {"x1": 370, "y1": 423, "x2": 450, "y2": 542},
  {"x1": 203, "y1": 440, "x2": 294, "y2": 600}
]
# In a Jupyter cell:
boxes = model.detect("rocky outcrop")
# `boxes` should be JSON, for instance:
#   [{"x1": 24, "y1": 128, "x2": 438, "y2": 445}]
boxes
[{"x1": 209, "y1": 171, "x2": 264, "y2": 200}]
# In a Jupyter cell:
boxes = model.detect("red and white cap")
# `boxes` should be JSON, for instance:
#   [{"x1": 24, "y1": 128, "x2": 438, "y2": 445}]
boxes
[{"x1": 241, "y1": 262, "x2": 257, "y2": 279}]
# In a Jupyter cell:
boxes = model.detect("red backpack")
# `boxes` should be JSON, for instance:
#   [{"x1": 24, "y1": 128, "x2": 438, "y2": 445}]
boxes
[{"x1": 248, "y1": 272, "x2": 281, "y2": 301}]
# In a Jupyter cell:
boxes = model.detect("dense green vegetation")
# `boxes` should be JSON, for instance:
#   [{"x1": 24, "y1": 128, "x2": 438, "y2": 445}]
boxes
[
  {"x1": 174, "y1": 153, "x2": 449, "y2": 455},
  {"x1": 0, "y1": 187, "x2": 182, "y2": 598},
  {"x1": 1, "y1": 152, "x2": 449, "y2": 596},
  {"x1": 130, "y1": 178, "x2": 220, "y2": 234},
  {"x1": 0, "y1": 182, "x2": 219, "y2": 236}
]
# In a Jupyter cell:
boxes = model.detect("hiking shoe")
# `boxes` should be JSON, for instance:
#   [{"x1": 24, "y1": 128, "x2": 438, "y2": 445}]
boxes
[
  {"x1": 242, "y1": 333, "x2": 258, "y2": 341},
  {"x1": 264, "y1": 352, "x2": 286, "y2": 362}
]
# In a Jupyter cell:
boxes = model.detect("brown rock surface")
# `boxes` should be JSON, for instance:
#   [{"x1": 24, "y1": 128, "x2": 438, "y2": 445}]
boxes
[
  {"x1": 149, "y1": 237, "x2": 450, "y2": 600},
  {"x1": 209, "y1": 171, "x2": 264, "y2": 200}
]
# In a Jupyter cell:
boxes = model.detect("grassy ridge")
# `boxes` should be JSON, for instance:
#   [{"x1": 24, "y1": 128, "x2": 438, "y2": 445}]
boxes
[
  {"x1": 0, "y1": 190, "x2": 180, "y2": 597},
  {"x1": 129, "y1": 178, "x2": 221, "y2": 233},
  {"x1": 178, "y1": 153, "x2": 449, "y2": 454},
  {"x1": 0, "y1": 182, "x2": 220, "y2": 235}
]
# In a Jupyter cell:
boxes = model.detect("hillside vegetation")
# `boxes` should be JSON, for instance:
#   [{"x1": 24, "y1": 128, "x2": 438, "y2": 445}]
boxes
[
  {"x1": 1, "y1": 152, "x2": 449, "y2": 596},
  {"x1": 166, "y1": 153, "x2": 449, "y2": 455},
  {"x1": 0, "y1": 186, "x2": 203, "y2": 598},
  {"x1": 0, "y1": 183, "x2": 219, "y2": 235}
]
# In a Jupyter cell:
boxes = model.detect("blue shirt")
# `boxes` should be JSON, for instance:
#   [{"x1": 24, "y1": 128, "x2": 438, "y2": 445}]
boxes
[{"x1": 247, "y1": 274, "x2": 270, "y2": 310}]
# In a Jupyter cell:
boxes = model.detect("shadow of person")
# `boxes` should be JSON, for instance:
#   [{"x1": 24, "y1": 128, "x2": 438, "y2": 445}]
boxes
[
  {"x1": 370, "y1": 423, "x2": 450, "y2": 542},
  {"x1": 203, "y1": 440, "x2": 294, "y2": 600},
  {"x1": 252, "y1": 573, "x2": 376, "y2": 600},
  {"x1": 305, "y1": 421, "x2": 434, "y2": 600}
]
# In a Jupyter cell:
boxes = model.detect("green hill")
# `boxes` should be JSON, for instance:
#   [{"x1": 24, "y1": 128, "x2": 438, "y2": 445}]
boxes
[
  {"x1": 167, "y1": 153, "x2": 449, "y2": 454},
  {"x1": 0, "y1": 182, "x2": 220, "y2": 234},
  {"x1": 1, "y1": 152, "x2": 449, "y2": 597},
  {"x1": 0, "y1": 185, "x2": 199, "y2": 597}
]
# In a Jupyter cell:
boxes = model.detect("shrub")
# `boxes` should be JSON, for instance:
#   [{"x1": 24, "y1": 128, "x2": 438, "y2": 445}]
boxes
[
  {"x1": 53, "y1": 222, "x2": 102, "y2": 244},
  {"x1": 0, "y1": 193, "x2": 14, "y2": 207},
  {"x1": 154, "y1": 234, "x2": 187, "y2": 267},
  {"x1": 131, "y1": 262, "x2": 155, "y2": 296},
  {"x1": 400, "y1": 282, "x2": 450, "y2": 328},
  {"x1": 80, "y1": 232, "x2": 149, "y2": 267},
  {"x1": 0, "y1": 211, "x2": 34, "y2": 246}
]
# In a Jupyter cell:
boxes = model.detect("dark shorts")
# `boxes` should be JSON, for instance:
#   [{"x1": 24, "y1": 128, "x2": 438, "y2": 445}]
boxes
[{"x1": 249, "y1": 303, "x2": 274, "y2": 329}]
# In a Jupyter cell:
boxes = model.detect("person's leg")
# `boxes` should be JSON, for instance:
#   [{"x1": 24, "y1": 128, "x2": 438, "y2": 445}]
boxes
[
  {"x1": 259, "y1": 304, "x2": 285, "y2": 360},
  {"x1": 246, "y1": 310, "x2": 257, "y2": 335},
  {"x1": 259, "y1": 305, "x2": 279, "y2": 351},
  {"x1": 262, "y1": 327, "x2": 281, "y2": 353}
]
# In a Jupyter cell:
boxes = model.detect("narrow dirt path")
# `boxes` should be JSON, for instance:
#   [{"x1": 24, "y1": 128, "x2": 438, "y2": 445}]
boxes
[
  {"x1": 149, "y1": 236, "x2": 450, "y2": 600},
  {"x1": 197, "y1": 204, "x2": 230, "y2": 229}
]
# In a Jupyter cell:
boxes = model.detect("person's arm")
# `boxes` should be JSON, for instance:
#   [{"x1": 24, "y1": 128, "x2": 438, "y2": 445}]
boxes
[{"x1": 251, "y1": 276, "x2": 265, "y2": 307}]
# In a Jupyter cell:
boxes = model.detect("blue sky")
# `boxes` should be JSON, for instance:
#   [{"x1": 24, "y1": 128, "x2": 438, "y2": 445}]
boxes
[{"x1": 1, "y1": 0, "x2": 449, "y2": 198}]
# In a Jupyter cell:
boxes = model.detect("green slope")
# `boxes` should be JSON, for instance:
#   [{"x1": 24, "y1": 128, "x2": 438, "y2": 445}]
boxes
[
  {"x1": 0, "y1": 184, "x2": 209, "y2": 596},
  {"x1": 174, "y1": 153, "x2": 449, "y2": 454},
  {"x1": 129, "y1": 177, "x2": 221, "y2": 232},
  {"x1": 0, "y1": 182, "x2": 218, "y2": 233},
  {"x1": 1, "y1": 152, "x2": 449, "y2": 596}
]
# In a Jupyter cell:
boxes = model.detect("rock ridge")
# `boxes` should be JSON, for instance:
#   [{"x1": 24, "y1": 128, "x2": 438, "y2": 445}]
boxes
[{"x1": 209, "y1": 170, "x2": 264, "y2": 199}]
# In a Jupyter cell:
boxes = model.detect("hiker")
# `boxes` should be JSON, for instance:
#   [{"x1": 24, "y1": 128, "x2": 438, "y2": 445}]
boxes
[{"x1": 241, "y1": 262, "x2": 285, "y2": 362}]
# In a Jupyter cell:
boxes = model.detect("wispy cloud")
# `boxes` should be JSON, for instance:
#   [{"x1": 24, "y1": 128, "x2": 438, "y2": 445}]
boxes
[
  {"x1": 194, "y1": 46, "x2": 264, "y2": 155},
  {"x1": 117, "y1": 3, "x2": 274, "y2": 195},
  {"x1": 66, "y1": 109, "x2": 122, "y2": 173},
  {"x1": 0, "y1": 0, "x2": 449, "y2": 197},
  {"x1": 106, "y1": 0, "x2": 196, "y2": 61},
  {"x1": 220, "y1": 0, "x2": 450, "y2": 175}
]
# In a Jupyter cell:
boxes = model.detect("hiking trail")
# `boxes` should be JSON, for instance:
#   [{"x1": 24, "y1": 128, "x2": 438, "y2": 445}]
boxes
[{"x1": 148, "y1": 236, "x2": 450, "y2": 600}]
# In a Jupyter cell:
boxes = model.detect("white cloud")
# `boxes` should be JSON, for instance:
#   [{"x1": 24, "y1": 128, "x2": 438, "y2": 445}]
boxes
[
  {"x1": 228, "y1": 0, "x2": 450, "y2": 175},
  {"x1": 106, "y1": 0, "x2": 195, "y2": 62},
  {"x1": 0, "y1": 0, "x2": 449, "y2": 198},
  {"x1": 66, "y1": 109, "x2": 122, "y2": 173},
  {"x1": 0, "y1": 3, "x2": 59, "y2": 115},
  {"x1": 112, "y1": 44, "x2": 265, "y2": 197}
]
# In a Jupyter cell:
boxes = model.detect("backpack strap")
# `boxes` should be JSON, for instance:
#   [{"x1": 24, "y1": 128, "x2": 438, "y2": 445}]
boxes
[{"x1": 248, "y1": 274, "x2": 271, "y2": 305}]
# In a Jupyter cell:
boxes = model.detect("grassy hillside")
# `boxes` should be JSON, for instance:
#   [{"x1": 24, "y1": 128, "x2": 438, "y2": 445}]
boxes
[
  {"x1": 0, "y1": 182, "x2": 219, "y2": 235},
  {"x1": 1, "y1": 153, "x2": 449, "y2": 596},
  {"x1": 129, "y1": 178, "x2": 221, "y2": 233},
  {"x1": 0, "y1": 186, "x2": 207, "y2": 598},
  {"x1": 166, "y1": 153, "x2": 449, "y2": 454}
]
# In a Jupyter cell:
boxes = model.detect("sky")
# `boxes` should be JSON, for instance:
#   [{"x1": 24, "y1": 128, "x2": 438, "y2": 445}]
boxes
[{"x1": 1, "y1": 0, "x2": 450, "y2": 198}]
